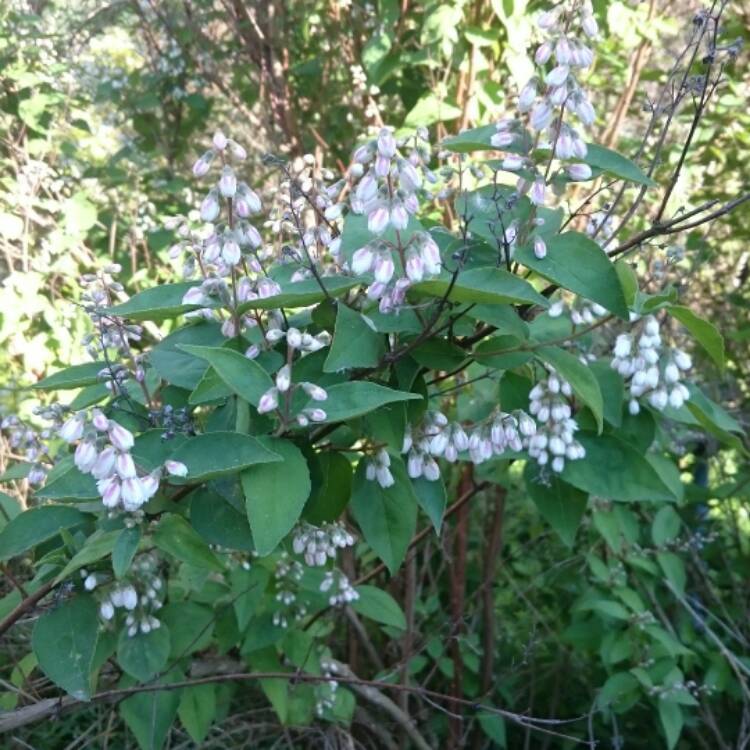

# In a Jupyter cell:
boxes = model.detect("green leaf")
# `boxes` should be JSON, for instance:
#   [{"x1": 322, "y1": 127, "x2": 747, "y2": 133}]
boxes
[
  {"x1": 150, "y1": 323, "x2": 225, "y2": 391},
  {"x1": 324, "y1": 303, "x2": 384, "y2": 372},
  {"x1": 241, "y1": 438, "x2": 311, "y2": 556},
  {"x1": 669, "y1": 305, "x2": 725, "y2": 371},
  {"x1": 159, "y1": 602, "x2": 215, "y2": 656},
  {"x1": 589, "y1": 362, "x2": 624, "y2": 428},
  {"x1": 113, "y1": 527, "x2": 142, "y2": 578},
  {"x1": 0, "y1": 505, "x2": 88, "y2": 561},
  {"x1": 32, "y1": 595, "x2": 99, "y2": 700},
  {"x1": 310, "y1": 382, "x2": 422, "y2": 423},
  {"x1": 352, "y1": 585, "x2": 407, "y2": 630},
  {"x1": 524, "y1": 466, "x2": 588, "y2": 547},
  {"x1": 236, "y1": 276, "x2": 361, "y2": 315},
  {"x1": 0, "y1": 491, "x2": 21, "y2": 532},
  {"x1": 412, "y1": 475, "x2": 446, "y2": 533},
  {"x1": 117, "y1": 626, "x2": 171, "y2": 682},
  {"x1": 231, "y1": 565, "x2": 270, "y2": 630},
  {"x1": 56, "y1": 530, "x2": 119, "y2": 582},
  {"x1": 190, "y1": 486, "x2": 254, "y2": 551},
  {"x1": 412, "y1": 267, "x2": 548, "y2": 307},
  {"x1": 535, "y1": 346, "x2": 604, "y2": 432},
  {"x1": 615, "y1": 259, "x2": 638, "y2": 307},
  {"x1": 350, "y1": 456, "x2": 417, "y2": 573},
  {"x1": 441, "y1": 124, "x2": 529, "y2": 154},
  {"x1": 33, "y1": 362, "x2": 106, "y2": 391},
  {"x1": 404, "y1": 94, "x2": 462, "y2": 127},
  {"x1": 561, "y1": 433, "x2": 676, "y2": 502},
  {"x1": 177, "y1": 345, "x2": 273, "y2": 406},
  {"x1": 478, "y1": 713, "x2": 507, "y2": 748},
  {"x1": 658, "y1": 700, "x2": 684, "y2": 750},
  {"x1": 652, "y1": 506, "x2": 681, "y2": 546},
  {"x1": 0, "y1": 463, "x2": 32, "y2": 482},
  {"x1": 105, "y1": 282, "x2": 204, "y2": 321},
  {"x1": 469, "y1": 304, "x2": 529, "y2": 340},
  {"x1": 303, "y1": 451, "x2": 354, "y2": 524},
  {"x1": 178, "y1": 685, "x2": 216, "y2": 745},
  {"x1": 120, "y1": 670, "x2": 181, "y2": 750},
  {"x1": 583, "y1": 143, "x2": 656, "y2": 187},
  {"x1": 152, "y1": 513, "x2": 224, "y2": 571},
  {"x1": 657, "y1": 552, "x2": 686, "y2": 595},
  {"x1": 34, "y1": 464, "x2": 98, "y2": 502},
  {"x1": 515, "y1": 232, "x2": 629, "y2": 319},
  {"x1": 168, "y1": 432, "x2": 281, "y2": 482}
]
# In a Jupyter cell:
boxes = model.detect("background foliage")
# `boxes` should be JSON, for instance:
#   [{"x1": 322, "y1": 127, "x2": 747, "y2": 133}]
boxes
[{"x1": 0, "y1": 0, "x2": 748, "y2": 748}]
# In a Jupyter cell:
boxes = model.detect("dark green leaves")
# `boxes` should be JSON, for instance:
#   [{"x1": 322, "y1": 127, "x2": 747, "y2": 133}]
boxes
[
  {"x1": 105, "y1": 282, "x2": 204, "y2": 321},
  {"x1": 120, "y1": 670, "x2": 182, "y2": 750},
  {"x1": 117, "y1": 626, "x2": 171, "y2": 682},
  {"x1": 0, "y1": 505, "x2": 88, "y2": 561},
  {"x1": 562, "y1": 434, "x2": 677, "y2": 502},
  {"x1": 524, "y1": 467, "x2": 588, "y2": 547},
  {"x1": 412, "y1": 267, "x2": 549, "y2": 307},
  {"x1": 515, "y1": 232, "x2": 629, "y2": 319},
  {"x1": 178, "y1": 345, "x2": 273, "y2": 405},
  {"x1": 33, "y1": 361, "x2": 106, "y2": 391},
  {"x1": 241, "y1": 438, "x2": 311, "y2": 556},
  {"x1": 168, "y1": 432, "x2": 281, "y2": 482},
  {"x1": 152, "y1": 513, "x2": 224, "y2": 571},
  {"x1": 237, "y1": 276, "x2": 361, "y2": 314},
  {"x1": 113, "y1": 527, "x2": 142, "y2": 578},
  {"x1": 352, "y1": 585, "x2": 407, "y2": 629},
  {"x1": 669, "y1": 306, "x2": 725, "y2": 371},
  {"x1": 311, "y1": 382, "x2": 422, "y2": 423},
  {"x1": 535, "y1": 346, "x2": 604, "y2": 432},
  {"x1": 350, "y1": 456, "x2": 417, "y2": 573},
  {"x1": 583, "y1": 143, "x2": 656, "y2": 187},
  {"x1": 324, "y1": 303, "x2": 384, "y2": 372},
  {"x1": 32, "y1": 595, "x2": 99, "y2": 700}
]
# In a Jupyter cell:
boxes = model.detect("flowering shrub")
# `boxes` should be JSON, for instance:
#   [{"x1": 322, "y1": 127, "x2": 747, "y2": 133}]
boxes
[{"x1": 0, "y1": 1, "x2": 747, "y2": 748}]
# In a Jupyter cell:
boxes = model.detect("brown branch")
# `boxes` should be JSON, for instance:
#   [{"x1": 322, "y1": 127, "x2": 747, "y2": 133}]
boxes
[{"x1": 0, "y1": 579, "x2": 56, "y2": 639}]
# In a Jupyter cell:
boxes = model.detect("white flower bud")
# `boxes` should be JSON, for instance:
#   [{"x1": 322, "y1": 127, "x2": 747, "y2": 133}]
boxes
[
  {"x1": 108, "y1": 422, "x2": 134, "y2": 451},
  {"x1": 219, "y1": 166, "x2": 237, "y2": 197},
  {"x1": 165, "y1": 460, "x2": 188, "y2": 477},
  {"x1": 59, "y1": 414, "x2": 85, "y2": 444},
  {"x1": 276, "y1": 365, "x2": 292, "y2": 393},
  {"x1": 257, "y1": 388, "x2": 279, "y2": 414}
]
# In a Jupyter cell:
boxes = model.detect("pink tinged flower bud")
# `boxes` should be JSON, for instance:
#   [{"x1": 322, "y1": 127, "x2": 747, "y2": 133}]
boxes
[
  {"x1": 374, "y1": 154, "x2": 391, "y2": 178},
  {"x1": 303, "y1": 382, "x2": 327, "y2": 401},
  {"x1": 545, "y1": 65, "x2": 569, "y2": 87},
  {"x1": 91, "y1": 409, "x2": 109, "y2": 432},
  {"x1": 200, "y1": 190, "x2": 221, "y2": 222},
  {"x1": 219, "y1": 166, "x2": 237, "y2": 197},
  {"x1": 537, "y1": 8, "x2": 559, "y2": 29},
  {"x1": 229, "y1": 140, "x2": 247, "y2": 160},
  {"x1": 257, "y1": 278, "x2": 281, "y2": 298},
  {"x1": 221, "y1": 318, "x2": 238, "y2": 338},
  {"x1": 377, "y1": 128, "x2": 397, "y2": 158},
  {"x1": 572, "y1": 136, "x2": 588, "y2": 159},
  {"x1": 555, "y1": 37, "x2": 572, "y2": 65},
  {"x1": 529, "y1": 179, "x2": 546, "y2": 206},
  {"x1": 576, "y1": 99, "x2": 596, "y2": 126},
  {"x1": 390, "y1": 203, "x2": 408, "y2": 230},
  {"x1": 242, "y1": 186, "x2": 262, "y2": 214},
  {"x1": 92, "y1": 447, "x2": 116, "y2": 480},
  {"x1": 566, "y1": 163, "x2": 592, "y2": 181},
  {"x1": 212, "y1": 130, "x2": 228, "y2": 150},
  {"x1": 245, "y1": 344, "x2": 260, "y2": 360},
  {"x1": 367, "y1": 206, "x2": 389, "y2": 234},
  {"x1": 518, "y1": 82, "x2": 537, "y2": 112},
  {"x1": 234, "y1": 196, "x2": 250, "y2": 217},
  {"x1": 192, "y1": 150, "x2": 214, "y2": 177},
  {"x1": 405, "y1": 253, "x2": 424, "y2": 282},
  {"x1": 165, "y1": 460, "x2": 188, "y2": 477},
  {"x1": 115, "y1": 452, "x2": 136, "y2": 479},
  {"x1": 351, "y1": 246, "x2": 375, "y2": 275},
  {"x1": 533, "y1": 236, "x2": 547, "y2": 259},
  {"x1": 202, "y1": 238, "x2": 221, "y2": 263},
  {"x1": 400, "y1": 161, "x2": 422, "y2": 191},
  {"x1": 421, "y1": 236, "x2": 442, "y2": 275},
  {"x1": 98, "y1": 475, "x2": 121, "y2": 508},
  {"x1": 491, "y1": 130, "x2": 515, "y2": 148},
  {"x1": 582, "y1": 14, "x2": 599, "y2": 38},
  {"x1": 353, "y1": 144, "x2": 373, "y2": 164},
  {"x1": 366, "y1": 281, "x2": 387, "y2": 300},
  {"x1": 535, "y1": 41, "x2": 553, "y2": 65},
  {"x1": 356, "y1": 173, "x2": 378, "y2": 203},
  {"x1": 549, "y1": 84, "x2": 568, "y2": 106},
  {"x1": 59, "y1": 414, "x2": 85, "y2": 444},
  {"x1": 374, "y1": 253, "x2": 395, "y2": 284},
  {"x1": 530, "y1": 101, "x2": 554, "y2": 131},
  {"x1": 307, "y1": 408, "x2": 327, "y2": 422},
  {"x1": 502, "y1": 154, "x2": 524, "y2": 171},
  {"x1": 122, "y1": 477, "x2": 146, "y2": 509},
  {"x1": 245, "y1": 225, "x2": 263, "y2": 249},
  {"x1": 74, "y1": 441, "x2": 98, "y2": 473},
  {"x1": 108, "y1": 422, "x2": 134, "y2": 451},
  {"x1": 141, "y1": 472, "x2": 160, "y2": 500},
  {"x1": 276, "y1": 365, "x2": 292, "y2": 392},
  {"x1": 257, "y1": 388, "x2": 279, "y2": 414},
  {"x1": 222, "y1": 238, "x2": 241, "y2": 265},
  {"x1": 404, "y1": 193, "x2": 419, "y2": 214}
]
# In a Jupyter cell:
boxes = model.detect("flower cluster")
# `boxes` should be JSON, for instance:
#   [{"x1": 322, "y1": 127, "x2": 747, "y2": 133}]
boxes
[
  {"x1": 292, "y1": 521, "x2": 356, "y2": 567},
  {"x1": 527, "y1": 369, "x2": 586, "y2": 473},
  {"x1": 58, "y1": 409, "x2": 187, "y2": 512},
  {"x1": 549, "y1": 295, "x2": 607, "y2": 326},
  {"x1": 272, "y1": 554, "x2": 306, "y2": 629},
  {"x1": 93, "y1": 553, "x2": 165, "y2": 635},
  {"x1": 320, "y1": 569, "x2": 359, "y2": 606},
  {"x1": 315, "y1": 659, "x2": 340, "y2": 716},
  {"x1": 365, "y1": 448, "x2": 395, "y2": 488},
  {"x1": 1, "y1": 415, "x2": 49, "y2": 484},
  {"x1": 611, "y1": 316, "x2": 692, "y2": 413},
  {"x1": 349, "y1": 128, "x2": 442, "y2": 312}
]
